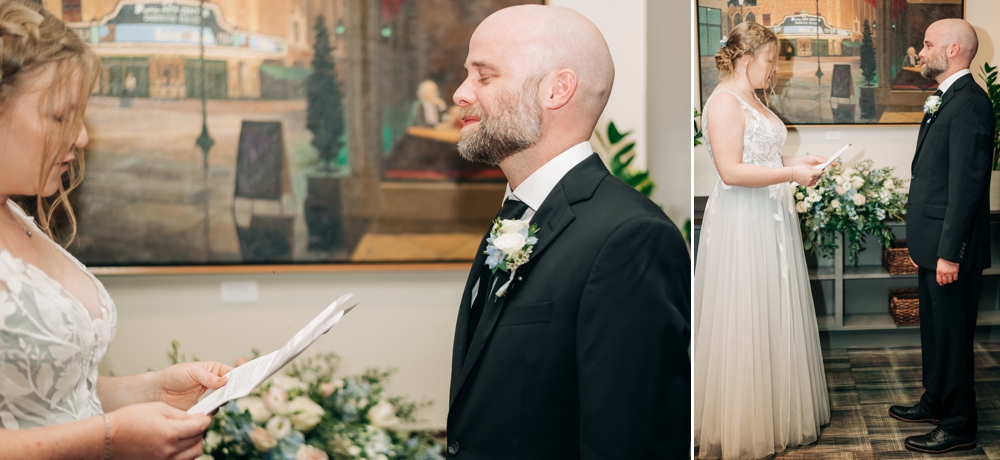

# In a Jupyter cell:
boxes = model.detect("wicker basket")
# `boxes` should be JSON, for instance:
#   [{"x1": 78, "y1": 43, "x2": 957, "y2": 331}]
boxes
[
  {"x1": 889, "y1": 288, "x2": 920, "y2": 326},
  {"x1": 882, "y1": 240, "x2": 918, "y2": 275}
]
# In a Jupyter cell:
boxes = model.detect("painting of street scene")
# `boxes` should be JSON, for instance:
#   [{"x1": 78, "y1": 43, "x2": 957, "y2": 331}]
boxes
[
  {"x1": 52, "y1": 0, "x2": 539, "y2": 266},
  {"x1": 697, "y1": 0, "x2": 964, "y2": 125}
]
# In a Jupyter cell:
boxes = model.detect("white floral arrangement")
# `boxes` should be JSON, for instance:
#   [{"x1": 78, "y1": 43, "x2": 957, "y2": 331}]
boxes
[
  {"x1": 794, "y1": 159, "x2": 909, "y2": 262},
  {"x1": 924, "y1": 94, "x2": 942, "y2": 115},
  {"x1": 166, "y1": 343, "x2": 445, "y2": 460},
  {"x1": 484, "y1": 218, "x2": 539, "y2": 297}
]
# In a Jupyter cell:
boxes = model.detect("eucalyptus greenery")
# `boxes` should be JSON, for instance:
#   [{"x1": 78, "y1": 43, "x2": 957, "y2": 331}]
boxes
[
  {"x1": 794, "y1": 159, "x2": 908, "y2": 263},
  {"x1": 168, "y1": 343, "x2": 443, "y2": 460}
]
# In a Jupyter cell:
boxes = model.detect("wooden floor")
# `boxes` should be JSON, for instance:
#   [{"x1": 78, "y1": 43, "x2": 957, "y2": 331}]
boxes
[{"x1": 771, "y1": 344, "x2": 1000, "y2": 459}]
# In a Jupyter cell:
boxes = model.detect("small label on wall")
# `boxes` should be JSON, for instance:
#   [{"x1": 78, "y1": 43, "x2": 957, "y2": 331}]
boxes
[
  {"x1": 221, "y1": 281, "x2": 259, "y2": 303},
  {"x1": 826, "y1": 131, "x2": 842, "y2": 140}
]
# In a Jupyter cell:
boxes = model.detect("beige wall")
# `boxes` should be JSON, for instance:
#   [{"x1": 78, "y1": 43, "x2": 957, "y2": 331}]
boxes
[
  {"x1": 694, "y1": 0, "x2": 998, "y2": 196},
  {"x1": 97, "y1": 0, "x2": 682, "y2": 431}
]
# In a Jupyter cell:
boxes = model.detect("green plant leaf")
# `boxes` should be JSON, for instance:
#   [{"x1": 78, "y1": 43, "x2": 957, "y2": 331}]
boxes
[{"x1": 607, "y1": 121, "x2": 631, "y2": 145}]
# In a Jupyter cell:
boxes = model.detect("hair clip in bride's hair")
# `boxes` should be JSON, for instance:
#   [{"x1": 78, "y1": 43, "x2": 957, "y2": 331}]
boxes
[{"x1": 720, "y1": 36, "x2": 728, "y2": 45}]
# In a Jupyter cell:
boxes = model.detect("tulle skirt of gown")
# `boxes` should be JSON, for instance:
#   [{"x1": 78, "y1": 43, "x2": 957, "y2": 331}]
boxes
[{"x1": 694, "y1": 179, "x2": 831, "y2": 460}]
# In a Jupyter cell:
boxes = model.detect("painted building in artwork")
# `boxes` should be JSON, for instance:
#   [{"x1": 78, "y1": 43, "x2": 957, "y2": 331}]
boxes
[
  {"x1": 40, "y1": 0, "x2": 346, "y2": 99},
  {"x1": 721, "y1": 0, "x2": 876, "y2": 56},
  {"x1": 697, "y1": 0, "x2": 728, "y2": 57}
]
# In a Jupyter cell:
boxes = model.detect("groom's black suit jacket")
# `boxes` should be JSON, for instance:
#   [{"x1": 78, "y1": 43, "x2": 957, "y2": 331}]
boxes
[
  {"x1": 446, "y1": 155, "x2": 691, "y2": 459},
  {"x1": 906, "y1": 74, "x2": 993, "y2": 271}
]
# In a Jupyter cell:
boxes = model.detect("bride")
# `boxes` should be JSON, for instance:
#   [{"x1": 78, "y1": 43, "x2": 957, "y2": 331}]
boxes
[
  {"x1": 0, "y1": 1, "x2": 230, "y2": 458},
  {"x1": 693, "y1": 22, "x2": 831, "y2": 459}
]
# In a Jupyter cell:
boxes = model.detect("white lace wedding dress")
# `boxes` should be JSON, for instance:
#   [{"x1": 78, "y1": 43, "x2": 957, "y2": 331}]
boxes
[
  {"x1": 0, "y1": 200, "x2": 117, "y2": 429},
  {"x1": 693, "y1": 90, "x2": 830, "y2": 459}
]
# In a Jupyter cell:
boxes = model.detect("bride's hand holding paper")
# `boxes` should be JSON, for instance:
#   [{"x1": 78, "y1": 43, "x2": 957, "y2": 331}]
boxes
[
  {"x1": 156, "y1": 361, "x2": 233, "y2": 410},
  {"x1": 187, "y1": 293, "x2": 358, "y2": 414},
  {"x1": 790, "y1": 163, "x2": 824, "y2": 187}
]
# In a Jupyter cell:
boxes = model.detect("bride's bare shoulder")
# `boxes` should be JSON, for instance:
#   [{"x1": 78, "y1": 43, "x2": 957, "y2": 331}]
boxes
[{"x1": 705, "y1": 88, "x2": 744, "y2": 123}]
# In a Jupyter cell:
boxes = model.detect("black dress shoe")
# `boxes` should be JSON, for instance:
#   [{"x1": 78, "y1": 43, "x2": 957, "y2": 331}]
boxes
[
  {"x1": 904, "y1": 428, "x2": 976, "y2": 454},
  {"x1": 889, "y1": 404, "x2": 940, "y2": 425}
]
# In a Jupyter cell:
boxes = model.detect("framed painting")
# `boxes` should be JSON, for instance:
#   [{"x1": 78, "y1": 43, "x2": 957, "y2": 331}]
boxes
[
  {"x1": 47, "y1": 0, "x2": 543, "y2": 270},
  {"x1": 696, "y1": 0, "x2": 965, "y2": 125}
]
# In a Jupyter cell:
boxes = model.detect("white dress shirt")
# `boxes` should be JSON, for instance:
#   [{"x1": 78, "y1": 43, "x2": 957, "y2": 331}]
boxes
[
  {"x1": 502, "y1": 141, "x2": 595, "y2": 221},
  {"x1": 937, "y1": 68, "x2": 970, "y2": 95},
  {"x1": 470, "y1": 141, "x2": 595, "y2": 305}
]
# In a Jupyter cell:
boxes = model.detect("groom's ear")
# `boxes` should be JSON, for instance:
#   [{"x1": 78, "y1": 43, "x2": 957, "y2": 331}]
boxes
[{"x1": 542, "y1": 69, "x2": 578, "y2": 111}]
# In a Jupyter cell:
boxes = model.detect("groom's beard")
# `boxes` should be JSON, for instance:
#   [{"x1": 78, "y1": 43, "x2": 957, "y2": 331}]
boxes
[
  {"x1": 457, "y1": 82, "x2": 543, "y2": 166},
  {"x1": 921, "y1": 50, "x2": 948, "y2": 80}
]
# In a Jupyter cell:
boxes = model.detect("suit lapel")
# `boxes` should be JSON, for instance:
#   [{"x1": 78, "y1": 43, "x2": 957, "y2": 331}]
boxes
[
  {"x1": 449, "y1": 231, "x2": 490, "y2": 403},
  {"x1": 914, "y1": 75, "x2": 972, "y2": 167},
  {"x1": 449, "y1": 154, "x2": 609, "y2": 407}
]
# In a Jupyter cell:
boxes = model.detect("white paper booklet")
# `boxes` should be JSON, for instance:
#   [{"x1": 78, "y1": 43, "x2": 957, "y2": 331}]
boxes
[
  {"x1": 815, "y1": 143, "x2": 852, "y2": 170},
  {"x1": 187, "y1": 293, "x2": 358, "y2": 414}
]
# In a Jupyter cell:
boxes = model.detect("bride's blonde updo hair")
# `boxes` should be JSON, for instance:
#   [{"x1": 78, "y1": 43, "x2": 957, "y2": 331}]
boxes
[
  {"x1": 716, "y1": 21, "x2": 778, "y2": 79},
  {"x1": 0, "y1": 0, "x2": 99, "y2": 243}
]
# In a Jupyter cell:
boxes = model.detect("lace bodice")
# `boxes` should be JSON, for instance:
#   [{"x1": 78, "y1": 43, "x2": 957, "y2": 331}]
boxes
[
  {"x1": 0, "y1": 201, "x2": 116, "y2": 430},
  {"x1": 703, "y1": 89, "x2": 787, "y2": 169}
]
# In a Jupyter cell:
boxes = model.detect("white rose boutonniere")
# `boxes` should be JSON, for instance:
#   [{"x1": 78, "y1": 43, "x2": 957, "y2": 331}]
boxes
[
  {"x1": 924, "y1": 94, "x2": 942, "y2": 115},
  {"x1": 484, "y1": 218, "x2": 539, "y2": 297}
]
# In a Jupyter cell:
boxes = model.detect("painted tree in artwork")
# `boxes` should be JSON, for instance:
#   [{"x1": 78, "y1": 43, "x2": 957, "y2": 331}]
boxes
[
  {"x1": 860, "y1": 19, "x2": 877, "y2": 85},
  {"x1": 307, "y1": 16, "x2": 345, "y2": 171}
]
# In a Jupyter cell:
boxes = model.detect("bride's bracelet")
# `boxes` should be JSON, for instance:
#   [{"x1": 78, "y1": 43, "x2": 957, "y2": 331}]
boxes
[{"x1": 102, "y1": 413, "x2": 111, "y2": 460}]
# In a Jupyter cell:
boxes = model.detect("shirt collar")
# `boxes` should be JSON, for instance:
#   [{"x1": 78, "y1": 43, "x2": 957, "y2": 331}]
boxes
[
  {"x1": 937, "y1": 69, "x2": 970, "y2": 95},
  {"x1": 503, "y1": 141, "x2": 594, "y2": 210}
]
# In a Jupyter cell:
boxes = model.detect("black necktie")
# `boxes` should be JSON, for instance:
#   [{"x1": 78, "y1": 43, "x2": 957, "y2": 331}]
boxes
[{"x1": 467, "y1": 197, "x2": 530, "y2": 348}]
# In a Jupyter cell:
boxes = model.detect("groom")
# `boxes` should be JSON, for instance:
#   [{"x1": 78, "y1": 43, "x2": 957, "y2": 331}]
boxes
[
  {"x1": 893, "y1": 19, "x2": 994, "y2": 454},
  {"x1": 445, "y1": 5, "x2": 690, "y2": 459}
]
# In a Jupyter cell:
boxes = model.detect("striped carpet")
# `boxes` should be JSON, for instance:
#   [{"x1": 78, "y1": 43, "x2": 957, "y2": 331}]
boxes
[{"x1": 772, "y1": 344, "x2": 1000, "y2": 459}]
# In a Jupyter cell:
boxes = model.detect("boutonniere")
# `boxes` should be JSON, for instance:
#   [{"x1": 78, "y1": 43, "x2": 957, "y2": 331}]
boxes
[
  {"x1": 484, "y1": 218, "x2": 539, "y2": 297},
  {"x1": 924, "y1": 95, "x2": 942, "y2": 115}
]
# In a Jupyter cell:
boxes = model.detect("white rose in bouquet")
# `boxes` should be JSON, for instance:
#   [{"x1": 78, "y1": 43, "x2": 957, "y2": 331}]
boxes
[
  {"x1": 205, "y1": 431, "x2": 222, "y2": 451},
  {"x1": 367, "y1": 400, "x2": 400, "y2": 428},
  {"x1": 493, "y1": 232, "x2": 527, "y2": 256},
  {"x1": 250, "y1": 426, "x2": 278, "y2": 452},
  {"x1": 499, "y1": 219, "x2": 529, "y2": 235},
  {"x1": 264, "y1": 386, "x2": 290, "y2": 415},
  {"x1": 854, "y1": 194, "x2": 867, "y2": 206},
  {"x1": 795, "y1": 201, "x2": 809, "y2": 213},
  {"x1": 266, "y1": 416, "x2": 293, "y2": 440},
  {"x1": 288, "y1": 396, "x2": 325, "y2": 432},
  {"x1": 883, "y1": 179, "x2": 895, "y2": 190},
  {"x1": 295, "y1": 445, "x2": 330, "y2": 460},
  {"x1": 236, "y1": 396, "x2": 272, "y2": 424},
  {"x1": 830, "y1": 200, "x2": 842, "y2": 210},
  {"x1": 835, "y1": 185, "x2": 846, "y2": 195},
  {"x1": 851, "y1": 177, "x2": 865, "y2": 190},
  {"x1": 269, "y1": 374, "x2": 307, "y2": 393},
  {"x1": 807, "y1": 192, "x2": 822, "y2": 203},
  {"x1": 795, "y1": 192, "x2": 804, "y2": 200}
]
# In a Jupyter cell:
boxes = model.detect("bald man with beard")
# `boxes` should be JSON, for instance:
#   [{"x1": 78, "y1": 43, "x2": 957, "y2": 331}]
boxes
[
  {"x1": 444, "y1": 5, "x2": 690, "y2": 459},
  {"x1": 890, "y1": 19, "x2": 995, "y2": 454}
]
